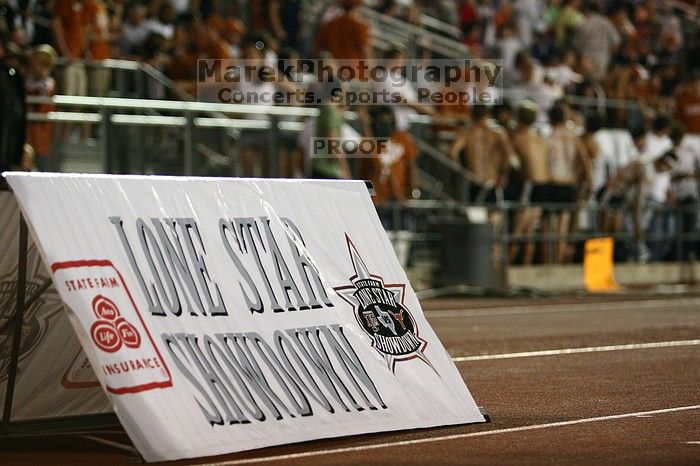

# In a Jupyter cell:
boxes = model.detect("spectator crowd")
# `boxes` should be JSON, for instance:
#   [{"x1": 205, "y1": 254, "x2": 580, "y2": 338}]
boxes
[{"x1": 0, "y1": 0, "x2": 699, "y2": 264}]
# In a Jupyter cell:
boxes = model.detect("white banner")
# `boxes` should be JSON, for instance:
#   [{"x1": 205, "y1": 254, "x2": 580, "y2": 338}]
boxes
[
  {"x1": 0, "y1": 191, "x2": 110, "y2": 421},
  {"x1": 4, "y1": 173, "x2": 483, "y2": 462}
]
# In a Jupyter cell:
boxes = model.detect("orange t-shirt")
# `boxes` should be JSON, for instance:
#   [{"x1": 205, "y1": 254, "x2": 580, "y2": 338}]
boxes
[
  {"x1": 85, "y1": 0, "x2": 111, "y2": 60},
  {"x1": 54, "y1": 0, "x2": 87, "y2": 59},
  {"x1": 365, "y1": 131, "x2": 418, "y2": 203},
  {"x1": 315, "y1": 14, "x2": 369, "y2": 60},
  {"x1": 675, "y1": 90, "x2": 700, "y2": 135}
]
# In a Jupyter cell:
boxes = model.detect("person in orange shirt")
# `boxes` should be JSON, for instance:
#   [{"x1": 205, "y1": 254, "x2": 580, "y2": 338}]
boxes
[
  {"x1": 25, "y1": 45, "x2": 57, "y2": 171},
  {"x1": 53, "y1": 0, "x2": 88, "y2": 96},
  {"x1": 85, "y1": 0, "x2": 113, "y2": 97},
  {"x1": 315, "y1": 0, "x2": 371, "y2": 64},
  {"x1": 363, "y1": 106, "x2": 419, "y2": 230}
]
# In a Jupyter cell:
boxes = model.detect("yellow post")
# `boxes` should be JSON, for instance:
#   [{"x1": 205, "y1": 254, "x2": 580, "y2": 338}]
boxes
[{"x1": 584, "y1": 237, "x2": 620, "y2": 292}]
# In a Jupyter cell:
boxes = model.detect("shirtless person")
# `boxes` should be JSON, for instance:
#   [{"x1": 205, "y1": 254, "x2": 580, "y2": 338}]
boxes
[
  {"x1": 509, "y1": 101, "x2": 550, "y2": 264},
  {"x1": 547, "y1": 104, "x2": 591, "y2": 263},
  {"x1": 450, "y1": 104, "x2": 512, "y2": 272},
  {"x1": 450, "y1": 104, "x2": 511, "y2": 205}
]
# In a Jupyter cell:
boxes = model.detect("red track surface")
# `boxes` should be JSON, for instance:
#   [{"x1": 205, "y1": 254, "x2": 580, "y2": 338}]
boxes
[{"x1": 1, "y1": 292, "x2": 699, "y2": 465}]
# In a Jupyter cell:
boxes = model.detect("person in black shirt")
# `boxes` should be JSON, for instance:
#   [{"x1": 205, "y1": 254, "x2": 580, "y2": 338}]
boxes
[{"x1": 0, "y1": 29, "x2": 27, "y2": 174}]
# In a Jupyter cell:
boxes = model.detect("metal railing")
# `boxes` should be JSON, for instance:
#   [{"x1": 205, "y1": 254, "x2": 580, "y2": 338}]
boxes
[
  {"x1": 26, "y1": 94, "x2": 318, "y2": 176},
  {"x1": 376, "y1": 199, "x2": 700, "y2": 267},
  {"x1": 359, "y1": 6, "x2": 470, "y2": 59},
  {"x1": 25, "y1": 82, "x2": 658, "y2": 187},
  {"x1": 419, "y1": 13, "x2": 462, "y2": 40},
  {"x1": 53, "y1": 58, "x2": 191, "y2": 100}
]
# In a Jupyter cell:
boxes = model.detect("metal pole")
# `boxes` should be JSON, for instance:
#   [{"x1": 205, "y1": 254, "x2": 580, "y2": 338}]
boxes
[
  {"x1": 676, "y1": 205, "x2": 684, "y2": 263},
  {"x1": 183, "y1": 111, "x2": 194, "y2": 175},
  {"x1": 501, "y1": 206, "x2": 510, "y2": 271},
  {"x1": 2, "y1": 215, "x2": 28, "y2": 425},
  {"x1": 268, "y1": 116, "x2": 280, "y2": 178},
  {"x1": 100, "y1": 107, "x2": 110, "y2": 173}
]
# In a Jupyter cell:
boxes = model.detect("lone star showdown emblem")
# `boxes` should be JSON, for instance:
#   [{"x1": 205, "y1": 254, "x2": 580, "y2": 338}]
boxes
[{"x1": 334, "y1": 235, "x2": 434, "y2": 373}]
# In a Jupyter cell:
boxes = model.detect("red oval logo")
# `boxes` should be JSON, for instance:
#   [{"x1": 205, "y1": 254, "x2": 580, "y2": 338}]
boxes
[
  {"x1": 116, "y1": 317, "x2": 141, "y2": 349},
  {"x1": 92, "y1": 295, "x2": 120, "y2": 321},
  {"x1": 90, "y1": 321, "x2": 121, "y2": 353}
]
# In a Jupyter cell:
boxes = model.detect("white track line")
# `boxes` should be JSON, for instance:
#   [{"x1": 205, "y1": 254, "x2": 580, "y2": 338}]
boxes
[
  {"x1": 204, "y1": 405, "x2": 700, "y2": 465},
  {"x1": 452, "y1": 339, "x2": 700, "y2": 362},
  {"x1": 423, "y1": 297, "x2": 700, "y2": 318}
]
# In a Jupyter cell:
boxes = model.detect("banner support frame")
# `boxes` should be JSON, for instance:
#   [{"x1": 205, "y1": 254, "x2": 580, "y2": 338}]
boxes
[
  {"x1": 2, "y1": 214, "x2": 28, "y2": 426},
  {"x1": 0, "y1": 201, "x2": 121, "y2": 436}
]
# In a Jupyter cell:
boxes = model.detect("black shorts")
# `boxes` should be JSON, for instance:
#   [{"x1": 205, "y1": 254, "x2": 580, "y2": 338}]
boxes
[
  {"x1": 531, "y1": 184, "x2": 551, "y2": 204},
  {"x1": 550, "y1": 184, "x2": 577, "y2": 204},
  {"x1": 469, "y1": 184, "x2": 497, "y2": 204}
]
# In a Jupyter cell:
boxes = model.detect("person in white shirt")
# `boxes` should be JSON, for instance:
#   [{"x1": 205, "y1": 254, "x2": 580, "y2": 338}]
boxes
[
  {"x1": 641, "y1": 150, "x2": 677, "y2": 262},
  {"x1": 604, "y1": 126, "x2": 647, "y2": 261},
  {"x1": 633, "y1": 115, "x2": 675, "y2": 262},
  {"x1": 118, "y1": 3, "x2": 150, "y2": 55},
  {"x1": 593, "y1": 127, "x2": 638, "y2": 199},
  {"x1": 643, "y1": 114, "x2": 673, "y2": 162},
  {"x1": 146, "y1": 3, "x2": 175, "y2": 41},
  {"x1": 671, "y1": 124, "x2": 700, "y2": 259}
]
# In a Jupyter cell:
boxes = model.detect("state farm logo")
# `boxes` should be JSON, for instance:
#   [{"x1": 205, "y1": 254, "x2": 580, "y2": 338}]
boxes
[
  {"x1": 90, "y1": 295, "x2": 141, "y2": 353},
  {"x1": 53, "y1": 259, "x2": 172, "y2": 395}
]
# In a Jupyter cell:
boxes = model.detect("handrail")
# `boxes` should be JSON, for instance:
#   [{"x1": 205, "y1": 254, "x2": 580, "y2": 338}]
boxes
[
  {"x1": 55, "y1": 58, "x2": 192, "y2": 100},
  {"x1": 358, "y1": 6, "x2": 471, "y2": 59},
  {"x1": 26, "y1": 95, "x2": 320, "y2": 117},
  {"x1": 27, "y1": 111, "x2": 308, "y2": 131},
  {"x1": 55, "y1": 57, "x2": 141, "y2": 71},
  {"x1": 139, "y1": 61, "x2": 194, "y2": 101},
  {"x1": 418, "y1": 13, "x2": 462, "y2": 39},
  {"x1": 415, "y1": 167, "x2": 455, "y2": 201},
  {"x1": 501, "y1": 88, "x2": 636, "y2": 110},
  {"x1": 413, "y1": 136, "x2": 481, "y2": 185}
]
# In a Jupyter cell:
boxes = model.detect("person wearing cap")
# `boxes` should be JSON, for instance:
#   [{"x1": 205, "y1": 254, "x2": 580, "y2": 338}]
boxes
[{"x1": 25, "y1": 44, "x2": 57, "y2": 171}]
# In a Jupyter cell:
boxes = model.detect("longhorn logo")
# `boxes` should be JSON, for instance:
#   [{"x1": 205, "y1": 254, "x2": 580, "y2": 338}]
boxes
[{"x1": 334, "y1": 235, "x2": 434, "y2": 374}]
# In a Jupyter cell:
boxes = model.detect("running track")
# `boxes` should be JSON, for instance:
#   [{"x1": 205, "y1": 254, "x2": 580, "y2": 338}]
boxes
[{"x1": 1, "y1": 292, "x2": 698, "y2": 465}]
